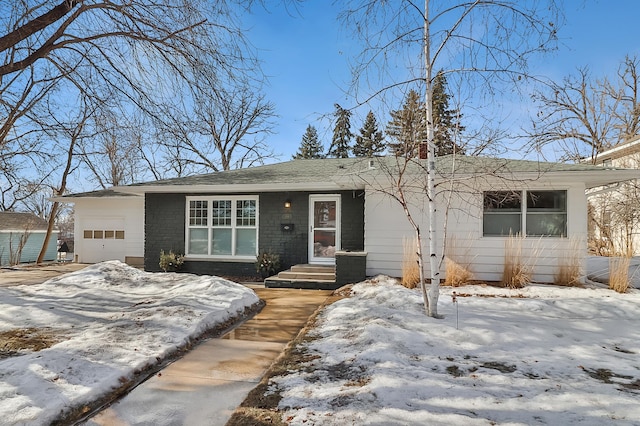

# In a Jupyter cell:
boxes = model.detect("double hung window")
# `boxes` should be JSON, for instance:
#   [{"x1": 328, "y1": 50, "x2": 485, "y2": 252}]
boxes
[
  {"x1": 186, "y1": 196, "x2": 258, "y2": 258},
  {"x1": 483, "y1": 190, "x2": 567, "y2": 237}
]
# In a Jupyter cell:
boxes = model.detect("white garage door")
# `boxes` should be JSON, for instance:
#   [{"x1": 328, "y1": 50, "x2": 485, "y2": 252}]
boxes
[{"x1": 81, "y1": 218, "x2": 126, "y2": 263}]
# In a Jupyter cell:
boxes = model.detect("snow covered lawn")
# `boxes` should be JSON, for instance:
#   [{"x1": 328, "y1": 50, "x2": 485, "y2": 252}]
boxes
[
  {"x1": 0, "y1": 261, "x2": 260, "y2": 425},
  {"x1": 271, "y1": 277, "x2": 640, "y2": 425}
]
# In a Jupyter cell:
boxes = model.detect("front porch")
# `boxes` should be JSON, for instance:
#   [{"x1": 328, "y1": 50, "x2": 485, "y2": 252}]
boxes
[
  {"x1": 264, "y1": 264, "x2": 338, "y2": 290},
  {"x1": 265, "y1": 251, "x2": 368, "y2": 290}
]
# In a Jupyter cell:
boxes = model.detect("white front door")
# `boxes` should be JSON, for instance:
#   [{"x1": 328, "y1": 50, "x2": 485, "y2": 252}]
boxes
[{"x1": 309, "y1": 195, "x2": 341, "y2": 264}]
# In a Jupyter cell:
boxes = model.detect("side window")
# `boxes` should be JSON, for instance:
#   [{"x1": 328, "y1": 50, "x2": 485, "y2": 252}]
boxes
[
  {"x1": 483, "y1": 190, "x2": 567, "y2": 237},
  {"x1": 526, "y1": 191, "x2": 567, "y2": 237},
  {"x1": 483, "y1": 191, "x2": 522, "y2": 236}
]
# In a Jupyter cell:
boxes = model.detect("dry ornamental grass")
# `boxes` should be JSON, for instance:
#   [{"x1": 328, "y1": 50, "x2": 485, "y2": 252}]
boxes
[{"x1": 609, "y1": 256, "x2": 631, "y2": 293}]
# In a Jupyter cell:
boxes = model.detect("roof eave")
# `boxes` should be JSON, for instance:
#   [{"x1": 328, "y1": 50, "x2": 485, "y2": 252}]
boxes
[{"x1": 114, "y1": 181, "x2": 364, "y2": 194}]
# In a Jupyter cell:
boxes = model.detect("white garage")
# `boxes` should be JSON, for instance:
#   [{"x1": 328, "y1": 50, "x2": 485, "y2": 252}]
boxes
[{"x1": 61, "y1": 190, "x2": 145, "y2": 266}]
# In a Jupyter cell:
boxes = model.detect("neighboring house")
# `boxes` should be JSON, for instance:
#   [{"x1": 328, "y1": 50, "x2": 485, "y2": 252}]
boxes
[
  {"x1": 60, "y1": 156, "x2": 639, "y2": 284},
  {"x1": 0, "y1": 212, "x2": 58, "y2": 266},
  {"x1": 587, "y1": 135, "x2": 640, "y2": 255}
]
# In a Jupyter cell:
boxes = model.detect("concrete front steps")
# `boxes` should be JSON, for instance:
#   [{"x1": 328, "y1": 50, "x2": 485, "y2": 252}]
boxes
[{"x1": 264, "y1": 264, "x2": 340, "y2": 290}]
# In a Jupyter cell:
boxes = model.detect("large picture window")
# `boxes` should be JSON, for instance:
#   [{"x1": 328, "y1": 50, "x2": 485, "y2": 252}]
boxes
[
  {"x1": 186, "y1": 196, "x2": 258, "y2": 258},
  {"x1": 483, "y1": 190, "x2": 567, "y2": 237}
]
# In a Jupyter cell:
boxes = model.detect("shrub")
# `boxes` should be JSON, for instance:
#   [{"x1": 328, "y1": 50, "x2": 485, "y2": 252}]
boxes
[
  {"x1": 502, "y1": 233, "x2": 531, "y2": 289},
  {"x1": 555, "y1": 237, "x2": 583, "y2": 287},
  {"x1": 256, "y1": 250, "x2": 280, "y2": 277},
  {"x1": 159, "y1": 250, "x2": 185, "y2": 272},
  {"x1": 444, "y1": 257, "x2": 473, "y2": 287},
  {"x1": 444, "y1": 236, "x2": 474, "y2": 287},
  {"x1": 401, "y1": 237, "x2": 420, "y2": 289},
  {"x1": 609, "y1": 256, "x2": 630, "y2": 293}
]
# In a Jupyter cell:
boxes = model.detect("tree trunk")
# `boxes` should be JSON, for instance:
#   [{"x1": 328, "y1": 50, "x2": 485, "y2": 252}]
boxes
[
  {"x1": 37, "y1": 202, "x2": 58, "y2": 264},
  {"x1": 424, "y1": 0, "x2": 441, "y2": 318},
  {"x1": 37, "y1": 111, "x2": 79, "y2": 263}
]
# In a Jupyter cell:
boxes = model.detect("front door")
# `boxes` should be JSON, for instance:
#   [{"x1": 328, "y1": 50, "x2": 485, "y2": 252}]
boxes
[{"x1": 309, "y1": 195, "x2": 341, "y2": 264}]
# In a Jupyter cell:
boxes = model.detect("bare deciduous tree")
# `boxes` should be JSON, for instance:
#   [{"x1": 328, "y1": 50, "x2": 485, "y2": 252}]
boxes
[
  {"x1": 340, "y1": 0, "x2": 561, "y2": 317},
  {"x1": 529, "y1": 56, "x2": 640, "y2": 162}
]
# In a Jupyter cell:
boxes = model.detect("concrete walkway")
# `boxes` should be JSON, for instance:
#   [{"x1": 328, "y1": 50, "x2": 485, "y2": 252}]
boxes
[
  {"x1": 83, "y1": 284, "x2": 332, "y2": 426},
  {"x1": 0, "y1": 262, "x2": 87, "y2": 287}
]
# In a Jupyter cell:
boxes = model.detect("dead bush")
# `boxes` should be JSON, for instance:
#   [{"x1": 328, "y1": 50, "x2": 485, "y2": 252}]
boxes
[
  {"x1": 444, "y1": 257, "x2": 473, "y2": 287},
  {"x1": 401, "y1": 237, "x2": 420, "y2": 289},
  {"x1": 609, "y1": 257, "x2": 630, "y2": 293},
  {"x1": 502, "y1": 233, "x2": 531, "y2": 289},
  {"x1": 555, "y1": 237, "x2": 583, "y2": 287}
]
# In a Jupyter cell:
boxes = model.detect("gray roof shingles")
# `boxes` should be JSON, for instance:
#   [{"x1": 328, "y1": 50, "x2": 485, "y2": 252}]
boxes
[
  {"x1": 0, "y1": 212, "x2": 50, "y2": 231},
  {"x1": 60, "y1": 155, "x2": 638, "y2": 198}
]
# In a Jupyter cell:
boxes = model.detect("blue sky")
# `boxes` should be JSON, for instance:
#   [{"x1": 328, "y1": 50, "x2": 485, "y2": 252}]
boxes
[{"x1": 244, "y1": 1, "x2": 640, "y2": 161}]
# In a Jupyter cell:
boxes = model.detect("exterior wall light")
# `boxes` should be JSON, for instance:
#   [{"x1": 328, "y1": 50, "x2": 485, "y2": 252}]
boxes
[{"x1": 284, "y1": 199, "x2": 291, "y2": 208}]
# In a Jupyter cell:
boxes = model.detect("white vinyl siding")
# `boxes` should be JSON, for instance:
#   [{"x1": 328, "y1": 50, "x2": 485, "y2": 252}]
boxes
[
  {"x1": 365, "y1": 183, "x2": 585, "y2": 284},
  {"x1": 73, "y1": 197, "x2": 144, "y2": 264},
  {"x1": 185, "y1": 196, "x2": 258, "y2": 260}
]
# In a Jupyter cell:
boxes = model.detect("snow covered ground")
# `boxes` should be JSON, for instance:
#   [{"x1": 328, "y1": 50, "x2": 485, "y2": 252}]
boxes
[
  {"x1": 272, "y1": 276, "x2": 640, "y2": 425},
  {"x1": 2, "y1": 257, "x2": 639, "y2": 425},
  {"x1": 0, "y1": 261, "x2": 259, "y2": 425}
]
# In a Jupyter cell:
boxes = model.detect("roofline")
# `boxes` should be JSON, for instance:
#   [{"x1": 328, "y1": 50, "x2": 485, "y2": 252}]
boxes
[
  {"x1": 49, "y1": 194, "x2": 143, "y2": 202},
  {"x1": 0, "y1": 229, "x2": 55, "y2": 233},
  {"x1": 591, "y1": 135, "x2": 640, "y2": 161},
  {"x1": 115, "y1": 181, "x2": 364, "y2": 194}
]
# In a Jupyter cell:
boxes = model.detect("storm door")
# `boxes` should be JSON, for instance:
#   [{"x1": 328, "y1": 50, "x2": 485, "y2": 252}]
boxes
[{"x1": 308, "y1": 195, "x2": 341, "y2": 264}]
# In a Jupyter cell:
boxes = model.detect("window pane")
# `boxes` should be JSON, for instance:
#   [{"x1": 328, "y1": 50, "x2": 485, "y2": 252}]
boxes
[
  {"x1": 84, "y1": 230, "x2": 92, "y2": 239},
  {"x1": 526, "y1": 191, "x2": 566, "y2": 236},
  {"x1": 527, "y1": 191, "x2": 566, "y2": 212},
  {"x1": 483, "y1": 213, "x2": 522, "y2": 236},
  {"x1": 484, "y1": 191, "x2": 521, "y2": 211},
  {"x1": 212, "y1": 200, "x2": 232, "y2": 226},
  {"x1": 211, "y1": 228, "x2": 232, "y2": 255},
  {"x1": 314, "y1": 201, "x2": 336, "y2": 228},
  {"x1": 527, "y1": 214, "x2": 567, "y2": 236},
  {"x1": 314, "y1": 230, "x2": 336, "y2": 257},
  {"x1": 236, "y1": 229, "x2": 256, "y2": 255},
  {"x1": 189, "y1": 200, "x2": 208, "y2": 226},
  {"x1": 115, "y1": 230, "x2": 125, "y2": 239},
  {"x1": 105, "y1": 230, "x2": 114, "y2": 239},
  {"x1": 483, "y1": 191, "x2": 522, "y2": 236},
  {"x1": 236, "y1": 200, "x2": 256, "y2": 226},
  {"x1": 93, "y1": 230, "x2": 103, "y2": 239},
  {"x1": 189, "y1": 228, "x2": 208, "y2": 254}
]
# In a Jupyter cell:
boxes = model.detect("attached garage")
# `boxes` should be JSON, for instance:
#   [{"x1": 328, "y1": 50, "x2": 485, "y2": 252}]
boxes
[
  {"x1": 61, "y1": 190, "x2": 144, "y2": 266},
  {"x1": 80, "y1": 217, "x2": 127, "y2": 263}
]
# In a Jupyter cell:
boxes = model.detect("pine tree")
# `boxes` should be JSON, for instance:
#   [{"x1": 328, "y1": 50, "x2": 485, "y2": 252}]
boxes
[
  {"x1": 292, "y1": 125, "x2": 325, "y2": 159},
  {"x1": 432, "y1": 70, "x2": 465, "y2": 155},
  {"x1": 328, "y1": 103, "x2": 352, "y2": 158},
  {"x1": 386, "y1": 89, "x2": 427, "y2": 158},
  {"x1": 353, "y1": 110, "x2": 386, "y2": 157}
]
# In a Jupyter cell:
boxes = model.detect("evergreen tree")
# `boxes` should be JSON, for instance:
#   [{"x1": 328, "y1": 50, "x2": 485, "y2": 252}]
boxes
[
  {"x1": 386, "y1": 89, "x2": 427, "y2": 158},
  {"x1": 292, "y1": 125, "x2": 325, "y2": 159},
  {"x1": 353, "y1": 110, "x2": 386, "y2": 157},
  {"x1": 432, "y1": 70, "x2": 465, "y2": 155},
  {"x1": 328, "y1": 103, "x2": 352, "y2": 158}
]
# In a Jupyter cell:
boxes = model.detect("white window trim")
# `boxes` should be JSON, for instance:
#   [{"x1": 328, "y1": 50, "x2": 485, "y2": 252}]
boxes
[
  {"x1": 483, "y1": 190, "x2": 568, "y2": 238},
  {"x1": 185, "y1": 195, "x2": 259, "y2": 261}
]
